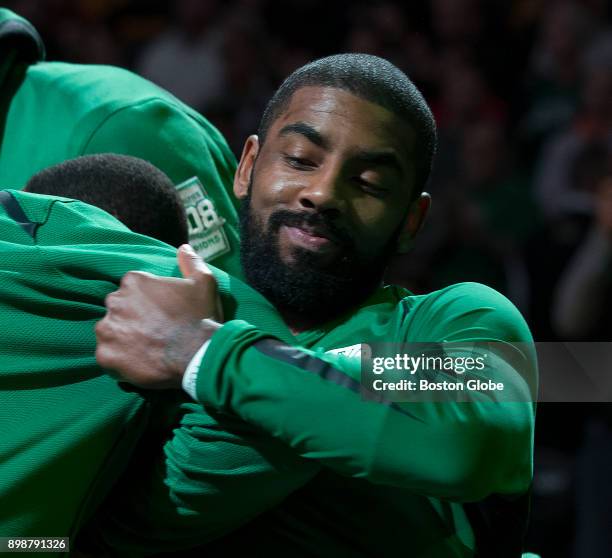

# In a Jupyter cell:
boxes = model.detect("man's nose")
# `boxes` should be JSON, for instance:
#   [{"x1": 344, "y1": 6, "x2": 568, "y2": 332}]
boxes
[{"x1": 298, "y1": 168, "x2": 347, "y2": 214}]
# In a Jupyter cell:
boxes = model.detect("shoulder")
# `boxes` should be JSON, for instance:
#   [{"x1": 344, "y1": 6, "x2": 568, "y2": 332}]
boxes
[
  {"x1": 23, "y1": 61, "x2": 203, "y2": 127},
  {"x1": 15, "y1": 61, "x2": 231, "y2": 166},
  {"x1": 10, "y1": 190, "x2": 169, "y2": 250},
  {"x1": 27, "y1": 62, "x2": 172, "y2": 102},
  {"x1": 10, "y1": 189, "x2": 129, "y2": 240},
  {"x1": 400, "y1": 282, "x2": 533, "y2": 344},
  {"x1": 407, "y1": 281, "x2": 517, "y2": 314},
  {"x1": 2, "y1": 191, "x2": 178, "y2": 283}
]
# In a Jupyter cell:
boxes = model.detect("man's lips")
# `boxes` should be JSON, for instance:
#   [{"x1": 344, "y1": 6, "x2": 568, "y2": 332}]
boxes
[{"x1": 281, "y1": 224, "x2": 340, "y2": 252}]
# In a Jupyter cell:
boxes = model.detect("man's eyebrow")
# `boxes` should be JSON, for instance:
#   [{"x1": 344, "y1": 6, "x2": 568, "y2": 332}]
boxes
[
  {"x1": 353, "y1": 150, "x2": 404, "y2": 177},
  {"x1": 278, "y1": 122, "x2": 329, "y2": 149}
]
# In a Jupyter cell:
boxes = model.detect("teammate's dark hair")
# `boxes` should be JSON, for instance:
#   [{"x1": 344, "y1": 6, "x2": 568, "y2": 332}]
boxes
[
  {"x1": 257, "y1": 53, "x2": 437, "y2": 196},
  {"x1": 25, "y1": 154, "x2": 188, "y2": 247}
]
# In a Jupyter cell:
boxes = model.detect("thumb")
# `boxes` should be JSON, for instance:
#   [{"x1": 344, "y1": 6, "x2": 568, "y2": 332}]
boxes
[{"x1": 177, "y1": 244, "x2": 210, "y2": 280}]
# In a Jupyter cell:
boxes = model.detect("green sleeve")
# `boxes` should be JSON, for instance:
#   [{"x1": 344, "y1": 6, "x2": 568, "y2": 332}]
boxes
[
  {"x1": 81, "y1": 98, "x2": 243, "y2": 279},
  {"x1": 84, "y1": 236, "x2": 321, "y2": 555},
  {"x1": 2, "y1": 192, "x2": 317, "y2": 549},
  {"x1": 94, "y1": 398, "x2": 320, "y2": 556},
  {"x1": 0, "y1": 192, "x2": 183, "y2": 540},
  {"x1": 194, "y1": 283, "x2": 536, "y2": 502}
]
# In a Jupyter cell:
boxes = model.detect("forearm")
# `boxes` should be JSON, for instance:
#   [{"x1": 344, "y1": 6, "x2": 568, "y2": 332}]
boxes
[{"x1": 192, "y1": 320, "x2": 535, "y2": 501}]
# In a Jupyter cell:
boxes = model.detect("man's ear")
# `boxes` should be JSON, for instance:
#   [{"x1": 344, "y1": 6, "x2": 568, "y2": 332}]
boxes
[
  {"x1": 233, "y1": 135, "x2": 260, "y2": 200},
  {"x1": 396, "y1": 192, "x2": 431, "y2": 253}
]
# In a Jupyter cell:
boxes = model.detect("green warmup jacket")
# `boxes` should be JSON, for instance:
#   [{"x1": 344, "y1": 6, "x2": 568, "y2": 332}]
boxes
[
  {"x1": 0, "y1": 191, "x2": 536, "y2": 557},
  {"x1": 0, "y1": 8, "x2": 242, "y2": 278},
  {"x1": 0, "y1": 190, "x2": 294, "y2": 545},
  {"x1": 0, "y1": 11, "x2": 536, "y2": 556},
  {"x1": 92, "y1": 265, "x2": 537, "y2": 550}
]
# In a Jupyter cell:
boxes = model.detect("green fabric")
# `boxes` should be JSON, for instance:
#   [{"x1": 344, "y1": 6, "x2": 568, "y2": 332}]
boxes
[
  {"x1": 0, "y1": 7, "x2": 241, "y2": 278},
  {"x1": 198, "y1": 283, "x2": 535, "y2": 496},
  {"x1": 0, "y1": 190, "x2": 535, "y2": 557},
  {"x1": 0, "y1": 190, "x2": 289, "y2": 549},
  {"x1": 0, "y1": 12, "x2": 536, "y2": 553},
  {"x1": 99, "y1": 282, "x2": 536, "y2": 556},
  {"x1": 0, "y1": 191, "x2": 176, "y2": 541}
]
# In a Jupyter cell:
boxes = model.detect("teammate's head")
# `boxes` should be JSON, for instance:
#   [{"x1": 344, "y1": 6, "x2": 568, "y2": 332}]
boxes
[
  {"x1": 25, "y1": 154, "x2": 188, "y2": 247},
  {"x1": 234, "y1": 54, "x2": 436, "y2": 329}
]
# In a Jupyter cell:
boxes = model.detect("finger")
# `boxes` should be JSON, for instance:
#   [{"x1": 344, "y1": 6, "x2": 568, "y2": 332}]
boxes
[
  {"x1": 94, "y1": 318, "x2": 107, "y2": 340},
  {"x1": 95, "y1": 316, "x2": 115, "y2": 343},
  {"x1": 95, "y1": 341, "x2": 115, "y2": 370},
  {"x1": 119, "y1": 270, "x2": 155, "y2": 289},
  {"x1": 104, "y1": 290, "x2": 122, "y2": 312},
  {"x1": 177, "y1": 244, "x2": 212, "y2": 280}
]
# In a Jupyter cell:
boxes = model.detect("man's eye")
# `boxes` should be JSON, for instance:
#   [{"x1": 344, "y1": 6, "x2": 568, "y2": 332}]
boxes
[
  {"x1": 284, "y1": 155, "x2": 315, "y2": 170},
  {"x1": 354, "y1": 177, "x2": 388, "y2": 197}
]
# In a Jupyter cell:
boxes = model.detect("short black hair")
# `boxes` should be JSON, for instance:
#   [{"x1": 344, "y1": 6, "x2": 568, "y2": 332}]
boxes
[
  {"x1": 25, "y1": 154, "x2": 189, "y2": 247},
  {"x1": 258, "y1": 53, "x2": 437, "y2": 196}
]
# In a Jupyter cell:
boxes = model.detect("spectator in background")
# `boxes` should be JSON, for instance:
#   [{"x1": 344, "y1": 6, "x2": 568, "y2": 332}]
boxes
[
  {"x1": 9, "y1": 0, "x2": 125, "y2": 66},
  {"x1": 427, "y1": 0, "x2": 506, "y2": 138},
  {"x1": 552, "y1": 157, "x2": 612, "y2": 558},
  {"x1": 399, "y1": 30, "x2": 439, "y2": 98},
  {"x1": 433, "y1": 121, "x2": 535, "y2": 305},
  {"x1": 535, "y1": 64, "x2": 612, "y2": 221},
  {"x1": 520, "y1": 1, "x2": 593, "y2": 154},
  {"x1": 346, "y1": 2, "x2": 407, "y2": 65},
  {"x1": 206, "y1": 13, "x2": 274, "y2": 154},
  {"x1": 431, "y1": 0, "x2": 483, "y2": 48},
  {"x1": 429, "y1": 0, "x2": 512, "y2": 94},
  {"x1": 553, "y1": 158, "x2": 612, "y2": 339},
  {"x1": 135, "y1": 0, "x2": 226, "y2": 111},
  {"x1": 531, "y1": 42, "x2": 608, "y2": 331},
  {"x1": 427, "y1": 59, "x2": 507, "y2": 193},
  {"x1": 388, "y1": 120, "x2": 537, "y2": 311},
  {"x1": 432, "y1": 58, "x2": 506, "y2": 136}
]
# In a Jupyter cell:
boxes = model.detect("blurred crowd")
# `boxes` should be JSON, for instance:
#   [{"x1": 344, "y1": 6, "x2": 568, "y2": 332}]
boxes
[{"x1": 5, "y1": 0, "x2": 612, "y2": 556}]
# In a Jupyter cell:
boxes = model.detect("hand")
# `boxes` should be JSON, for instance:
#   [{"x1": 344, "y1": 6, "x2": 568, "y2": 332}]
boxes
[{"x1": 95, "y1": 244, "x2": 222, "y2": 389}]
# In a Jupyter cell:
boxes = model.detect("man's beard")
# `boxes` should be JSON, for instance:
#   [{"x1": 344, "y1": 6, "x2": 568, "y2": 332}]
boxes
[{"x1": 239, "y1": 188, "x2": 398, "y2": 328}]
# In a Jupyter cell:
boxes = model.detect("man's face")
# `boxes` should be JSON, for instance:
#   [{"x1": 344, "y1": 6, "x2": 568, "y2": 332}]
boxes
[{"x1": 235, "y1": 86, "x2": 418, "y2": 327}]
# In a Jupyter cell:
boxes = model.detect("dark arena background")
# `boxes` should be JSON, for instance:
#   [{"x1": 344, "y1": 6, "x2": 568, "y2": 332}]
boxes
[{"x1": 5, "y1": 0, "x2": 612, "y2": 556}]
